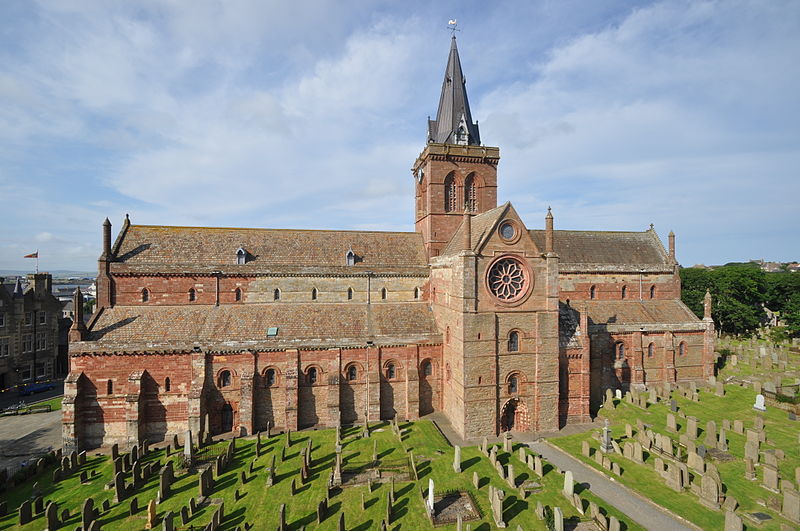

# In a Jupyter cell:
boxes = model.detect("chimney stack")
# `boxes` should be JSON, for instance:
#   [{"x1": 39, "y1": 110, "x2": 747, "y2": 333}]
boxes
[{"x1": 545, "y1": 207, "x2": 554, "y2": 254}]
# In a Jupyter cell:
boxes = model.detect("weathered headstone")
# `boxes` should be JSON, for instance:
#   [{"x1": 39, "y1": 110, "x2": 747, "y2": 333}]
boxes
[
  {"x1": 699, "y1": 474, "x2": 720, "y2": 509},
  {"x1": 782, "y1": 489, "x2": 800, "y2": 524},
  {"x1": 753, "y1": 394, "x2": 766, "y2": 411},
  {"x1": 704, "y1": 421, "x2": 717, "y2": 447},
  {"x1": 762, "y1": 464, "x2": 780, "y2": 492},
  {"x1": 453, "y1": 445, "x2": 461, "y2": 473},
  {"x1": 18, "y1": 500, "x2": 32, "y2": 525}
]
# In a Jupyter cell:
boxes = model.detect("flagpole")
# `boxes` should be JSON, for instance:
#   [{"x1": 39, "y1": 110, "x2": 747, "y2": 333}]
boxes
[{"x1": 36, "y1": 249, "x2": 39, "y2": 274}]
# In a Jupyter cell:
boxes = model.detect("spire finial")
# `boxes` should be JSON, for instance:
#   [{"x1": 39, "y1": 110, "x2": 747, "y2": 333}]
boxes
[{"x1": 447, "y1": 19, "x2": 460, "y2": 37}]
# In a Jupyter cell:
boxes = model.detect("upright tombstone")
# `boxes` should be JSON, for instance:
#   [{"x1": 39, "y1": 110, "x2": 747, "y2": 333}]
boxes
[
  {"x1": 704, "y1": 421, "x2": 717, "y2": 447},
  {"x1": 82, "y1": 499, "x2": 95, "y2": 530},
  {"x1": 666, "y1": 413, "x2": 678, "y2": 433},
  {"x1": 534, "y1": 455, "x2": 543, "y2": 477},
  {"x1": 503, "y1": 432, "x2": 512, "y2": 453},
  {"x1": 563, "y1": 470, "x2": 574, "y2": 498},
  {"x1": 427, "y1": 479, "x2": 435, "y2": 514},
  {"x1": 600, "y1": 419, "x2": 614, "y2": 453},
  {"x1": 554, "y1": 507, "x2": 564, "y2": 531},
  {"x1": 724, "y1": 510, "x2": 743, "y2": 531},
  {"x1": 183, "y1": 431, "x2": 193, "y2": 465},
  {"x1": 783, "y1": 489, "x2": 800, "y2": 524},
  {"x1": 453, "y1": 445, "x2": 461, "y2": 473},
  {"x1": 18, "y1": 500, "x2": 32, "y2": 525},
  {"x1": 699, "y1": 474, "x2": 720, "y2": 510},
  {"x1": 278, "y1": 504, "x2": 286, "y2": 531},
  {"x1": 45, "y1": 501, "x2": 59, "y2": 530},
  {"x1": 753, "y1": 394, "x2": 766, "y2": 411},
  {"x1": 686, "y1": 416, "x2": 698, "y2": 439}
]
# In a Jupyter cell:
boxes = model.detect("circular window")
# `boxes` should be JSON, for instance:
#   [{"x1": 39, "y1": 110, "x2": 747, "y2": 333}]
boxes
[
  {"x1": 499, "y1": 222, "x2": 516, "y2": 240},
  {"x1": 487, "y1": 257, "x2": 530, "y2": 303}
]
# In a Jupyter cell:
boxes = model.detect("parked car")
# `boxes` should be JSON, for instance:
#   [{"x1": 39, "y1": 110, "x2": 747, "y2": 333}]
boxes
[{"x1": 18, "y1": 382, "x2": 56, "y2": 396}]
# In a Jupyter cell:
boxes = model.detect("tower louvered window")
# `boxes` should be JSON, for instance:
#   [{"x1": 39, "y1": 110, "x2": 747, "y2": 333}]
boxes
[
  {"x1": 444, "y1": 175, "x2": 457, "y2": 212},
  {"x1": 464, "y1": 175, "x2": 476, "y2": 212}
]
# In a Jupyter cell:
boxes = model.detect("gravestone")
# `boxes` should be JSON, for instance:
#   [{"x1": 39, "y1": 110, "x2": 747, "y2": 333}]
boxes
[
  {"x1": 600, "y1": 419, "x2": 614, "y2": 453},
  {"x1": 753, "y1": 394, "x2": 766, "y2": 411},
  {"x1": 534, "y1": 455, "x2": 543, "y2": 477},
  {"x1": 686, "y1": 416, "x2": 698, "y2": 439},
  {"x1": 473, "y1": 471, "x2": 479, "y2": 489},
  {"x1": 670, "y1": 399, "x2": 678, "y2": 412},
  {"x1": 504, "y1": 432, "x2": 512, "y2": 453},
  {"x1": 45, "y1": 501, "x2": 58, "y2": 530},
  {"x1": 162, "y1": 510, "x2": 174, "y2": 531},
  {"x1": 666, "y1": 464, "x2": 683, "y2": 492},
  {"x1": 453, "y1": 445, "x2": 461, "y2": 473},
  {"x1": 783, "y1": 489, "x2": 800, "y2": 524},
  {"x1": 666, "y1": 413, "x2": 678, "y2": 434},
  {"x1": 715, "y1": 382, "x2": 724, "y2": 397},
  {"x1": 762, "y1": 464, "x2": 780, "y2": 492},
  {"x1": 130, "y1": 498, "x2": 139, "y2": 516},
  {"x1": 563, "y1": 470, "x2": 574, "y2": 497},
  {"x1": 744, "y1": 458, "x2": 756, "y2": 480},
  {"x1": 733, "y1": 420, "x2": 744, "y2": 434},
  {"x1": 688, "y1": 451, "x2": 705, "y2": 473},
  {"x1": 581, "y1": 441, "x2": 590, "y2": 457},
  {"x1": 18, "y1": 500, "x2": 32, "y2": 525},
  {"x1": 183, "y1": 430, "x2": 193, "y2": 464},
  {"x1": 427, "y1": 479, "x2": 434, "y2": 514},
  {"x1": 700, "y1": 474, "x2": 720, "y2": 509},
  {"x1": 754, "y1": 415, "x2": 765, "y2": 431},
  {"x1": 82, "y1": 499, "x2": 96, "y2": 530},
  {"x1": 724, "y1": 510, "x2": 743, "y2": 531},
  {"x1": 507, "y1": 464, "x2": 515, "y2": 488},
  {"x1": 481, "y1": 437, "x2": 488, "y2": 454},
  {"x1": 704, "y1": 421, "x2": 717, "y2": 447},
  {"x1": 745, "y1": 441, "x2": 760, "y2": 463},
  {"x1": 554, "y1": 507, "x2": 564, "y2": 531},
  {"x1": 145, "y1": 500, "x2": 157, "y2": 529}
]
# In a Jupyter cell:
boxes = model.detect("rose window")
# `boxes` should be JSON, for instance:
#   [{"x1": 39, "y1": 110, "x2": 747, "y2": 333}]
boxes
[{"x1": 488, "y1": 257, "x2": 528, "y2": 301}]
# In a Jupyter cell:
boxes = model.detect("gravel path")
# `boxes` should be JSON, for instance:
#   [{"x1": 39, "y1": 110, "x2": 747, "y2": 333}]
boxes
[{"x1": 528, "y1": 440, "x2": 697, "y2": 531}]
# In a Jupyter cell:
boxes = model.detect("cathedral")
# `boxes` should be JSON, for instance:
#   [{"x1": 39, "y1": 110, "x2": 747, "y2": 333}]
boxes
[{"x1": 64, "y1": 37, "x2": 714, "y2": 451}]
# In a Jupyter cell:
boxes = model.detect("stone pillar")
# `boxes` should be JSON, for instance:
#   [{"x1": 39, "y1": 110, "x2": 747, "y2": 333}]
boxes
[
  {"x1": 327, "y1": 349, "x2": 341, "y2": 428},
  {"x1": 284, "y1": 350, "x2": 299, "y2": 431},
  {"x1": 405, "y1": 347, "x2": 420, "y2": 421},
  {"x1": 187, "y1": 350, "x2": 206, "y2": 435},
  {"x1": 366, "y1": 346, "x2": 381, "y2": 423},
  {"x1": 238, "y1": 370, "x2": 255, "y2": 436},
  {"x1": 126, "y1": 371, "x2": 144, "y2": 449},
  {"x1": 664, "y1": 331, "x2": 676, "y2": 383},
  {"x1": 632, "y1": 331, "x2": 645, "y2": 387}
]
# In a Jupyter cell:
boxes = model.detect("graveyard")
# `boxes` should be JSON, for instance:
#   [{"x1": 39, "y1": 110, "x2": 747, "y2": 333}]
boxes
[
  {"x1": 0, "y1": 419, "x2": 640, "y2": 530},
  {"x1": 551, "y1": 339, "x2": 800, "y2": 530}
]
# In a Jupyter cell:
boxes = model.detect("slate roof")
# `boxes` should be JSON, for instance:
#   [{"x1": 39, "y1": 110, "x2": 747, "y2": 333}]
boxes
[
  {"x1": 440, "y1": 203, "x2": 508, "y2": 256},
  {"x1": 529, "y1": 229, "x2": 671, "y2": 269},
  {"x1": 583, "y1": 300, "x2": 700, "y2": 327},
  {"x1": 111, "y1": 225, "x2": 429, "y2": 276},
  {"x1": 74, "y1": 302, "x2": 440, "y2": 353},
  {"x1": 428, "y1": 36, "x2": 481, "y2": 146}
]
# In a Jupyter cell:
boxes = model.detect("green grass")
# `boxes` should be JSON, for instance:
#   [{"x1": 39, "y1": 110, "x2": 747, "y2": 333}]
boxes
[
  {"x1": 0, "y1": 421, "x2": 643, "y2": 530},
  {"x1": 551, "y1": 382, "x2": 799, "y2": 530},
  {"x1": 29, "y1": 396, "x2": 62, "y2": 411}
]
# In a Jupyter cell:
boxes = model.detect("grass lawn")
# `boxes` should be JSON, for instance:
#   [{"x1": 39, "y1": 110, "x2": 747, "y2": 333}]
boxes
[
  {"x1": 29, "y1": 396, "x2": 62, "y2": 412},
  {"x1": 0, "y1": 420, "x2": 643, "y2": 530},
  {"x1": 551, "y1": 381, "x2": 799, "y2": 530}
]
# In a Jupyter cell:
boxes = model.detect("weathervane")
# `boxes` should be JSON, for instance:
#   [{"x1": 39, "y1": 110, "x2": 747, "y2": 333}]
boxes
[{"x1": 448, "y1": 19, "x2": 461, "y2": 36}]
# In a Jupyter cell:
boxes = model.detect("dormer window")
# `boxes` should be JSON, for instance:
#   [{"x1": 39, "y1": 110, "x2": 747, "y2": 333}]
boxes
[
  {"x1": 236, "y1": 247, "x2": 247, "y2": 265},
  {"x1": 346, "y1": 249, "x2": 356, "y2": 266}
]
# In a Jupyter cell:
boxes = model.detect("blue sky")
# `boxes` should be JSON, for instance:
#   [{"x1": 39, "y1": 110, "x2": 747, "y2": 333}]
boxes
[{"x1": 1, "y1": 0, "x2": 798, "y2": 272}]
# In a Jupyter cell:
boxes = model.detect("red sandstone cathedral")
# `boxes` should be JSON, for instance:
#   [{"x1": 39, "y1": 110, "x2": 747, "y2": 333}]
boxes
[{"x1": 64, "y1": 37, "x2": 715, "y2": 451}]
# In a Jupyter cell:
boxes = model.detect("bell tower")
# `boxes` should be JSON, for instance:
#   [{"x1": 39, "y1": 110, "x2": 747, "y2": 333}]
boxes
[{"x1": 413, "y1": 36, "x2": 499, "y2": 259}]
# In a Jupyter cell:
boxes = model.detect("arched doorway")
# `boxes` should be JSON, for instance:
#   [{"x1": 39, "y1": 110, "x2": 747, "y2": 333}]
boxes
[
  {"x1": 221, "y1": 403, "x2": 234, "y2": 433},
  {"x1": 500, "y1": 398, "x2": 530, "y2": 432}
]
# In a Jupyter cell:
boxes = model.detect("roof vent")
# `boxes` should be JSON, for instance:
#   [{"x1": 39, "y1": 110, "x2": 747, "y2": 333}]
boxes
[{"x1": 267, "y1": 327, "x2": 278, "y2": 337}]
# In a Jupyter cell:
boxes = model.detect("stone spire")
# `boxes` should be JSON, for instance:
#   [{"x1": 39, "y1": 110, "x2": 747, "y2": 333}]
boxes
[
  {"x1": 69, "y1": 287, "x2": 87, "y2": 342},
  {"x1": 427, "y1": 36, "x2": 481, "y2": 146},
  {"x1": 545, "y1": 207, "x2": 554, "y2": 254},
  {"x1": 703, "y1": 289, "x2": 712, "y2": 321}
]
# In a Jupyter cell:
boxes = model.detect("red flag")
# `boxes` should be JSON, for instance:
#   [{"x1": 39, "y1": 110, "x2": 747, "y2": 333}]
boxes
[{"x1": 23, "y1": 252, "x2": 38, "y2": 258}]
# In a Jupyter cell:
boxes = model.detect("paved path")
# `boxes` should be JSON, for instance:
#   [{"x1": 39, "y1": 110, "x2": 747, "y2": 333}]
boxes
[
  {"x1": 0, "y1": 410, "x2": 62, "y2": 472},
  {"x1": 529, "y1": 441, "x2": 696, "y2": 531}
]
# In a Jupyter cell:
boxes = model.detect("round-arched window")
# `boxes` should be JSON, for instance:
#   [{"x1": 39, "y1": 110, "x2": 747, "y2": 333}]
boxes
[
  {"x1": 219, "y1": 370, "x2": 232, "y2": 388},
  {"x1": 616, "y1": 342, "x2": 625, "y2": 360},
  {"x1": 508, "y1": 331, "x2": 519, "y2": 352},
  {"x1": 164, "y1": 377, "x2": 171, "y2": 392},
  {"x1": 421, "y1": 360, "x2": 432, "y2": 377},
  {"x1": 307, "y1": 367, "x2": 317, "y2": 384},
  {"x1": 188, "y1": 288, "x2": 196, "y2": 302},
  {"x1": 265, "y1": 368, "x2": 276, "y2": 386},
  {"x1": 621, "y1": 285, "x2": 628, "y2": 299},
  {"x1": 679, "y1": 342, "x2": 687, "y2": 356},
  {"x1": 347, "y1": 365, "x2": 357, "y2": 381},
  {"x1": 590, "y1": 285, "x2": 596, "y2": 299},
  {"x1": 647, "y1": 343, "x2": 655, "y2": 357},
  {"x1": 141, "y1": 288, "x2": 149, "y2": 303},
  {"x1": 487, "y1": 257, "x2": 529, "y2": 302},
  {"x1": 386, "y1": 363, "x2": 396, "y2": 380},
  {"x1": 508, "y1": 374, "x2": 518, "y2": 394}
]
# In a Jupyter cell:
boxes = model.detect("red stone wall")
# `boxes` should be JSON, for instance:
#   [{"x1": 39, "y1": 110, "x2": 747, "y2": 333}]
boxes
[{"x1": 558, "y1": 272, "x2": 680, "y2": 302}]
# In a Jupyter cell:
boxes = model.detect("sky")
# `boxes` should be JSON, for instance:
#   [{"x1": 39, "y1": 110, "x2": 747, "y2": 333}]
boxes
[{"x1": 0, "y1": 0, "x2": 798, "y2": 272}]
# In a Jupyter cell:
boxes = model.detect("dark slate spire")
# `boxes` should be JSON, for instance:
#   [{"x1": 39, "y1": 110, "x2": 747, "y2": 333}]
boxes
[
  {"x1": 12, "y1": 277, "x2": 23, "y2": 298},
  {"x1": 428, "y1": 36, "x2": 481, "y2": 146}
]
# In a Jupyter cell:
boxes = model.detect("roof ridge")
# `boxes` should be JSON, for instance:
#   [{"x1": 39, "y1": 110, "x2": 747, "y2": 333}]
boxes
[{"x1": 129, "y1": 224, "x2": 420, "y2": 236}]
